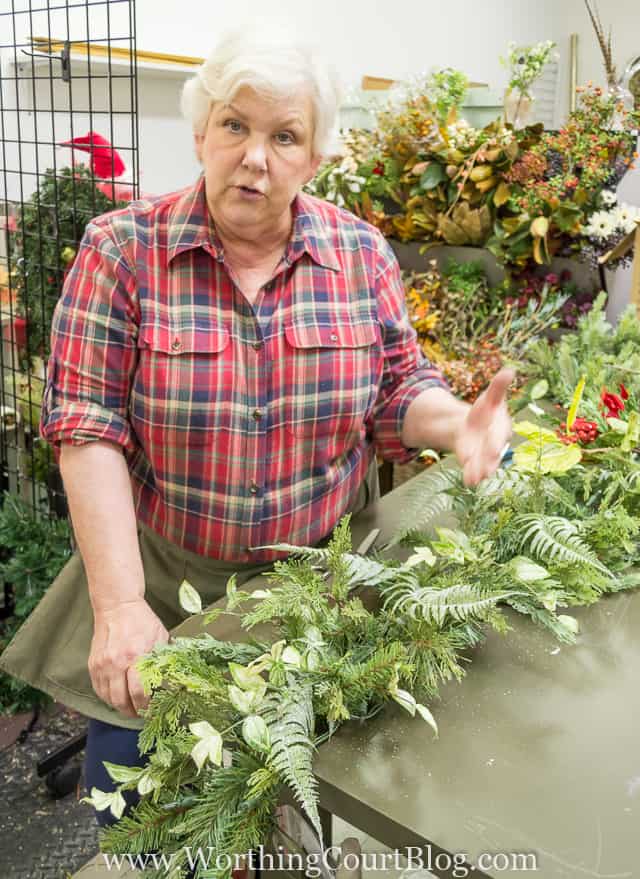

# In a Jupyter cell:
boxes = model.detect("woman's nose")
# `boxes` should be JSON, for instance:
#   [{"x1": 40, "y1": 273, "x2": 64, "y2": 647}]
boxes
[{"x1": 241, "y1": 138, "x2": 267, "y2": 172}]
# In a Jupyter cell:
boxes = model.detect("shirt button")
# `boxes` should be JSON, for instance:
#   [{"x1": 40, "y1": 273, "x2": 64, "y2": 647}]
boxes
[
  {"x1": 249, "y1": 481, "x2": 259, "y2": 495},
  {"x1": 252, "y1": 408, "x2": 263, "y2": 421},
  {"x1": 329, "y1": 332, "x2": 338, "y2": 342},
  {"x1": 171, "y1": 337, "x2": 182, "y2": 351},
  {"x1": 252, "y1": 340, "x2": 263, "y2": 351}
]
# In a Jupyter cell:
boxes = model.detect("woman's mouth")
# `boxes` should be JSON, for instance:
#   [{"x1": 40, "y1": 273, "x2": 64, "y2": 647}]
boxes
[{"x1": 235, "y1": 185, "x2": 264, "y2": 199}]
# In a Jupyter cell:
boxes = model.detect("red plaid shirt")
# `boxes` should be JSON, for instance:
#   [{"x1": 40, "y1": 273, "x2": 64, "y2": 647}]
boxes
[{"x1": 41, "y1": 175, "x2": 448, "y2": 561}]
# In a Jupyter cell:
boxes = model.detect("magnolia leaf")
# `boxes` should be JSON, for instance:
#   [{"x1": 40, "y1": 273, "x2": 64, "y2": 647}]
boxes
[
  {"x1": 416, "y1": 703, "x2": 439, "y2": 737},
  {"x1": 84, "y1": 787, "x2": 116, "y2": 813},
  {"x1": 304, "y1": 626, "x2": 324, "y2": 646},
  {"x1": 242, "y1": 715, "x2": 271, "y2": 752},
  {"x1": 178, "y1": 579, "x2": 202, "y2": 615},
  {"x1": 282, "y1": 646, "x2": 303, "y2": 667},
  {"x1": 103, "y1": 762, "x2": 145, "y2": 785},
  {"x1": 512, "y1": 421, "x2": 557, "y2": 441},
  {"x1": 391, "y1": 687, "x2": 417, "y2": 716},
  {"x1": 83, "y1": 789, "x2": 127, "y2": 819},
  {"x1": 229, "y1": 662, "x2": 267, "y2": 695},
  {"x1": 607, "y1": 417, "x2": 628, "y2": 434},
  {"x1": 557, "y1": 614, "x2": 579, "y2": 636},
  {"x1": 420, "y1": 163, "x2": 448, "y2": 190},
  {"x1": 189, "y1": 720, "x2": 216, "y2": 739},
  {"x1": 228, "y1": 684, "x2": 264, "y2": 715},
  {"x1": 404, "y1": 546, "x2": 437, "y2": 568},
  {"x1": 189, "y1": 722, "x2": 223, "y2": 770},
  {"x1": 494, "y1": 180, "x2": 511, "y2": 207},
  {"x1": 514, "y1": 438, "x2": 582, "y2": 474},
  {"x1": 270, "y1": 640, "x2": 287, "y2": 661},
  {"x1": 530, "y1": 216, "x2": 549, "y2": 238},
  {"x1": 137, "y1": 773, "x2": 161, "y2": 796},
  {"x1": 530, "y1": 379, "x2": 549, "y2": 401},
  {"x1": 528, "y1": 402, "x2": 545, "y2": 416},
  {"x1": 511, "y1": 556, "x2": 549, "y2": 582},
  {"x1": 109, "y1": 791, "x2": 127, "y2": 819},
  {"x1": 566, "y1": 375, "x2": 586, "y2": 432},
  {"x1": 226, "y1": 573, "x2": 238, "y2": 596},
  {"x1": 303, "y1": 649, "x2": 321, "y2": 671}
]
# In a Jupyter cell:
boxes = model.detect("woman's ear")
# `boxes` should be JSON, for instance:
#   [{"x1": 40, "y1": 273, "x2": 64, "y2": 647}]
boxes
[{"x1": 303, "y1": 154, "x2": 323, "y2": 185}]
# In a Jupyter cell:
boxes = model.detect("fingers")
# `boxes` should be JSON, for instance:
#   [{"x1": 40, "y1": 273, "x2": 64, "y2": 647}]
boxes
[
  {"x1": 126, "y1": 665, "x2": 150, "y2": 716},
  {"x1": 483, "y1": 367, "x2": 516, "y2": 408},
  {"x1": 463, "y1": 453, "x2": 502, "y2": 487},
  {"x1": 107, "y1": 670, "x2": 138, "y2": 718}
]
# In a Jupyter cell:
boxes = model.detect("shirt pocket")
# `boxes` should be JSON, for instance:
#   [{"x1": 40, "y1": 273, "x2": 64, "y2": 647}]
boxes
[
  {"x1": 283, "y1": 319, "x2": 377, "y2": 442},
  {"x1": 131, "y1": 323, "x2": 231, "y2": 447}
]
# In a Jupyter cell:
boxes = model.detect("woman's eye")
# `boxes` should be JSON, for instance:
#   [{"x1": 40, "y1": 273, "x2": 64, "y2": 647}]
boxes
[
  {"x1": 276, "y1": 132, "x2": 295, "y2": 144},
  {"x1": 224, "y1": 119, "x2": 244, "y2": 133}
]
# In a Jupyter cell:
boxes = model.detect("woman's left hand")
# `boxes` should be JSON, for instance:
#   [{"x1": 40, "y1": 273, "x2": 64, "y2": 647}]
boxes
[{"x1": 453, "y1": 367, "x2": 515, "y2": 487}]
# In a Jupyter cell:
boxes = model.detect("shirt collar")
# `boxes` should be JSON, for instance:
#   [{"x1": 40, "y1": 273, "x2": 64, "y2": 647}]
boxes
[{"x1": 167, "y1": 175, "x2": 340, "y2": 272}]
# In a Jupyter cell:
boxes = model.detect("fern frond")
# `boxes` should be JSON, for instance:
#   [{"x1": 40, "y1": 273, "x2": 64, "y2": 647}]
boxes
[
  {"x1": 383, "y1": 580, "x2": 515, "y2": 625},
  {"x1": 262, "y1": 683, "x2": 321, "y2": 844},
  {"x1": 515, "y1": 514, "x2": 613, "y2": 577},
  {"x1": 385, "y1": 467, "x2": 458, "y2": 548}
]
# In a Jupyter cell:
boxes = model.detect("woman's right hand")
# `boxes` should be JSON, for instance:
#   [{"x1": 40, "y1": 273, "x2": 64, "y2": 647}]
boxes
[{"x1": 89, "y1": 598, "x2": 169, "y2": 718}]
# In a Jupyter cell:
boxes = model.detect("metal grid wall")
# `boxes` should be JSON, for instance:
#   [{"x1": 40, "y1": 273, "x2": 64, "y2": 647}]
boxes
[{"x1": 0, "y1": 0, "x2": 139, "y2": 519}]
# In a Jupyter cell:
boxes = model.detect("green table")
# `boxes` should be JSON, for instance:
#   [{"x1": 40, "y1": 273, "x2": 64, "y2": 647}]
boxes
[{"x1": 176, "y1": 472, "x2": 640, "y2": 879}]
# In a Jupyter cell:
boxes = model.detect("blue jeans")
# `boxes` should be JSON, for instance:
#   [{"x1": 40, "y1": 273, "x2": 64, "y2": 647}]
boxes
[{"x1": 84, "y1": 718, "x2": 148, "y2": 828}]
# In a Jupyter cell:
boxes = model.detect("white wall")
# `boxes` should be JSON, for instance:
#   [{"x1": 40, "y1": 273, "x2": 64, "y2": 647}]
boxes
[
  {"x1": 3, "y1": 0, "x2": 569, "y2": 197},
  {"x1": 2, "y1": 0, "x2": 638, "y2": 315},
  {"x1": 133, "y1": 0, "x2": 565, "y2": 96}
]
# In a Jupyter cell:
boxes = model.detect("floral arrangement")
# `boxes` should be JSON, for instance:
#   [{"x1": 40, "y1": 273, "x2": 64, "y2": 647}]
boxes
[
  {"x1": 516, "y1": 294, "x2": 640, "y2": 469},
  {"x1": 403, "y1": 258, "x2": 579, "y2": 403},
  {"x1": 307, "y1": 74, "x2": 639, "y2": 277},
  {"x1": 500, "y1": 40, "x2": 557, "y2": 98},
  {"x1": 580, "y1": 189, "x2": 640, "y2": 269},
  {"x1": 90, "y1": 300, "x2": 640, "y2": 876},
  {"x1": 422, "y1": 67, "x2": 469, "y2": 126}
]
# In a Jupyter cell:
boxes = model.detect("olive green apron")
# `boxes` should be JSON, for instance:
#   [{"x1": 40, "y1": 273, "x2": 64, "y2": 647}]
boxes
[{"x1": 0, "y1": 457, "x2": 379, "y2": 730}]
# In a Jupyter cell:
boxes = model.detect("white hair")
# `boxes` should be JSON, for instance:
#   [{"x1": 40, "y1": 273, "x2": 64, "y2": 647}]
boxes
[{"x1": 180, "y1": 24, "x2": 343, "y2": 158}]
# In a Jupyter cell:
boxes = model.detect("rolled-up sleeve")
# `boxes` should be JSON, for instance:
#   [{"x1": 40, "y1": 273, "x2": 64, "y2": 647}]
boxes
[
  {"x1": 370, "y1": 236, "x2": 450, "y2": 463},
  {"x1": 40, "y1": 221, "x2": 139, "y2": 453}
]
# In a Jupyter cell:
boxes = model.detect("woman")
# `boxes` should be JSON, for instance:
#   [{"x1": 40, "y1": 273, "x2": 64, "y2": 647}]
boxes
[{"x1": 0, "y1": 25, "x2": 512, "y2": 825}]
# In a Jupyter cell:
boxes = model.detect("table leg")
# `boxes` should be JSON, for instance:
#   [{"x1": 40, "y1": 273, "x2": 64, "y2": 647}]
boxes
[{"x1": 319, "y1": 805, "x2": 332, "y2": 848}]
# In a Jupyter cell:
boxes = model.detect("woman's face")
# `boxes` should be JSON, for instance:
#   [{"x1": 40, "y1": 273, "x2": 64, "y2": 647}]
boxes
[{"x1": 194, "y1": 85, "x2": 322, "y2": 237}]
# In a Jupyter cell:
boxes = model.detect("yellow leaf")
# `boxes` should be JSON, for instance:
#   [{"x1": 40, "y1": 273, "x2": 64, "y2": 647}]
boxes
[
  {"x1": 494, "y1": 181, "x2": 511, "y2": 207},
  {"x1": 566, "y1": 375, "x2": 586, "y2": 432}
]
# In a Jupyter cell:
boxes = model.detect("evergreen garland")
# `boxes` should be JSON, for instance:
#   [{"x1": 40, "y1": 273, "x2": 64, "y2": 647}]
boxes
[
  {"x1": 10, "y1": 165, "x2": 126, "y2": 363},
  {"x1": 88, "y1": 297, "x2": 640, "y2": 877}
]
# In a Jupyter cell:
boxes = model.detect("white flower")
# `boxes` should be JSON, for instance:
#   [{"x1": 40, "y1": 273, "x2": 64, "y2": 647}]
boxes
[
  {"x1": 585, "y1": 210, "x2": 615, "y2": 239},
  {"x1": 600, "y1": 190, "x2": 617, "y2": 206},
  {"x1": 613, "y1": 204, "x2": 640, "y2": 234}
]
